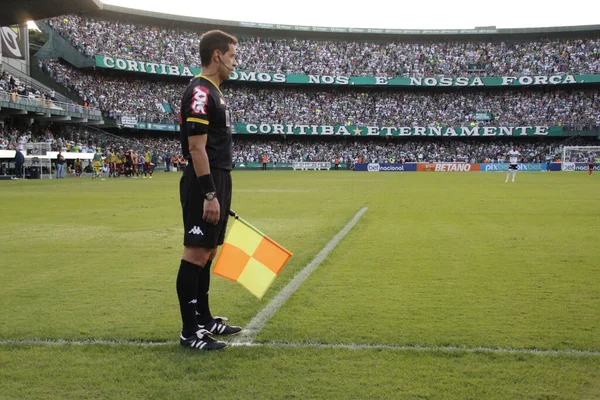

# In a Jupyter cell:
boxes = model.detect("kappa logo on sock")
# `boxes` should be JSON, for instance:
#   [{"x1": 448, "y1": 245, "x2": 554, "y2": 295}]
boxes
[{"x1": 188, "y1": 226, "x2": 204, "y2": 235}]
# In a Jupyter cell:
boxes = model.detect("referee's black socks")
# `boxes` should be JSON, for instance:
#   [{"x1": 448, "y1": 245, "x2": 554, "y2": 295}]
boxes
[
  {"x1": 196, "y1": 260, "x2": 213, "y2": 325},
  {"x1": 177, "y1": 259, "x2": 202, "y2": 337}
]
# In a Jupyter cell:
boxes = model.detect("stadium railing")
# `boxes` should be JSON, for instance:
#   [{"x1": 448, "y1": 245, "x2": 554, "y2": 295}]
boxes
[{"x1": 0, "y1": 91, "x2": 102, "y2": 119}]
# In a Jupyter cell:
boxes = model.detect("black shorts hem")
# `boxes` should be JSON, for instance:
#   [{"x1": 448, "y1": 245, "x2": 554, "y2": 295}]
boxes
[{"x1": 180, "y1": 166, "x2": 232, "y2": 248}]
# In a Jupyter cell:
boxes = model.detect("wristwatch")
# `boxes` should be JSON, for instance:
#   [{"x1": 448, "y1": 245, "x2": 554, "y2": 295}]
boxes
[{"x1": 204, "y1": 192, "x2": 217, "y2": 201}]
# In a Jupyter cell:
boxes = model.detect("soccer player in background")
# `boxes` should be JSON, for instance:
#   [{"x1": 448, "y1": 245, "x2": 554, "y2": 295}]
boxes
[
  {"x1": 144, "y1": 148, "x2": 153, "y2": 178},
  {"x1": 545, "y1": 154, "x2": 553, "y2": 172},
  {"x1": 588, "y1": 154, "x2": 595, "y2": 175},
  {"x1": 137, "y1": 151, "x2": 144, "y2": 178},
  {"x1": 74, "y1": 158, "x2": 82, "y2": 177},
  {"x1": 505, "y1": 147, "x2": 521, "y2": 182},
  {"x1": 124, "y1": 149, "x2": 133, "y2": 177},
  {"x1": 176, "y1": 30, "x2": 241, "y2": 351},
  {"x1": 92, "y1": 150, "x2": 103, "y2": 180},
  {"x1": 132, "y1": 151, "x2": 138, "y2": 177},
  {"x1": 115, "y1": 150, "x2": 123, "y2": 177}
]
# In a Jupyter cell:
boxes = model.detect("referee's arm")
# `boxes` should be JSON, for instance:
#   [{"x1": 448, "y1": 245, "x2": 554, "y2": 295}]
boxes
[
  {"x1": 188, "y1": 134, "x2": 211, "y2": 181},
  {"x1": 188, "y1": 134, "x2": 220, "y2": 225}
]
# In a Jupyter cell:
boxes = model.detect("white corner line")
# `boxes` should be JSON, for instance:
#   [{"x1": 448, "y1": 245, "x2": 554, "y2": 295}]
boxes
[
  {"x1": 1, "y1": 338, "x2": 598, "y2": 357},
  {"x1": 231, "y1": 206, "x2": 368, "y2": 345},
  {"x1": 230, "y1": 341, "x2": 600, "y2": 357}
]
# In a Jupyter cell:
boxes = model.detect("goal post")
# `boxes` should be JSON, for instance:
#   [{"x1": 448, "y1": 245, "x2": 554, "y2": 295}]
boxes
[
  {"x1": 292, "y1": 162, "x2": 331, "y2": 170},
  {"x1": 23, "y1": 142, "x2": 53, "y2": 179},
  {"x1": 562, "y1": 146, "x2": 600, "y2": 163}
]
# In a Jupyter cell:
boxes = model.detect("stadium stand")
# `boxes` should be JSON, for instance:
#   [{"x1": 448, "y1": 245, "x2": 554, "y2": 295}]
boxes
[
  {"x1": 36, "y1": 61, "x2": 600, "y2": 127},
  {"x1": 47, "y1": 15, "x2": 600, "y2": 76},
  {"x1": 2, "y1": 8, "x2": 599, "y2": 176}
]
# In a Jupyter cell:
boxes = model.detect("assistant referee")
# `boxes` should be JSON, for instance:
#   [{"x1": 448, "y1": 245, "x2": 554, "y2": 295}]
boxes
[{"x1": 176, "y1": 30, "x2": 241, "y2": 351}]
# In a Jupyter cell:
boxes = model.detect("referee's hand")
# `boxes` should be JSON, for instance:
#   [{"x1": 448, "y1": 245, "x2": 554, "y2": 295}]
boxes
[{"x1": 203, "y1": 199, "x2": 220, "y2": 225}]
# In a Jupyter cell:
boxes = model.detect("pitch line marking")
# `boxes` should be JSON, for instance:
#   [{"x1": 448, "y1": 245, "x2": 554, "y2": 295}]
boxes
[
  {"x1": 0, "y1": 339, "x2": 598, "y2": 357},
  {"x1": 231, "y1": 206, "x2": 369, "y2": 345}
]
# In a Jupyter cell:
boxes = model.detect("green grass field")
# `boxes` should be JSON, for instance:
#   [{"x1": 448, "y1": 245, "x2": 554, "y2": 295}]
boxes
[{"x1": 1, "y1": 171, "x2": 599, "y2": 399}]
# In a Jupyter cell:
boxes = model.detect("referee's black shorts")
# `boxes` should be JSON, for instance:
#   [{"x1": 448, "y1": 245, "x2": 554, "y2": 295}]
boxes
[{"x1": 180, "y1": 164, "x2": 232, "y2": 248}]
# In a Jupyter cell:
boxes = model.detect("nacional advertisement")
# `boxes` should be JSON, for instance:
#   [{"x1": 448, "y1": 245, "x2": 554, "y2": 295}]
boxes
[
  {"x1": 561, "y1": 162, "x2": 600, "y2": 171},
  {"x1": 94, "y1": 56, "x2": 600, "y2": 87},
  {"x1": 354, "y1": 163, "x2": 417, "y2": 172},
  {"x1": 355, "y1": 163, "x2": 481, "y2": 172}
]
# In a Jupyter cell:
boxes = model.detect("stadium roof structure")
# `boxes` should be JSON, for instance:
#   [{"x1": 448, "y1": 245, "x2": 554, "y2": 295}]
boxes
[
  {"x1": 92, "y1": 3, "x2": 600, "y2": 39},
  {"x1": 0, "y1": 0, "x2": 102, "y2": 26}
]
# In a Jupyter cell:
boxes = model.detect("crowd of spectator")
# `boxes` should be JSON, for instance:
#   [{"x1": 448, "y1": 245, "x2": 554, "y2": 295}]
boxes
[
  {"x1": 0, "y1": 123, "x2": 172, "y2": 164},
  {"x1": 5, "y1": 122, "x2": 598, "y2": 167},
  {"x1": 226, "y1": 86, "x2": 600, "y2": 127},
  {"x1": 48, "y1": 14, "x2": 600, "y2": 76},
  {"x1": 40, "y1": 61, "x2": 600, "y2": 127},
  {"x1": 40, "y1": 61, "x2": 176, "y2": 122},
  {"x1": 8, "y1": 15, "x2": 600, "y2": 169},
  {"x1": 1, "y1": 70, "x2": 57, "y2": 103},
  {"x1": 231, "y1": 137, "x2": 576, "y2": 164}
]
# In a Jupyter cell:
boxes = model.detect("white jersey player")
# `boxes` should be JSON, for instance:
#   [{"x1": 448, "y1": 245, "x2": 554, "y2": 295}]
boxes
[{"x1": 505, "y1": 148, "x2": 520, "y2": 182}]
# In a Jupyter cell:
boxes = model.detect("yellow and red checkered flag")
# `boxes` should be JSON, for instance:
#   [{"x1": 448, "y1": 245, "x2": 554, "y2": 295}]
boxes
[{"x1": 213, "y1": 211, "x2": 292, "y2": 299}]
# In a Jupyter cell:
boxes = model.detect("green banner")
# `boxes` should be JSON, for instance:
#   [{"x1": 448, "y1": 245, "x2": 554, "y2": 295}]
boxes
[
  {"x1": 94, "y1": 55, "x2": 600, "y2": 87},
  {"x1": 133, "y1": 122, "x2": 566, "y2": 136},
  {"x1": 234, "y1": 124, "x2": 565, "y2": 137},
  {"x1": 136, "y1": 122, "x2": 180, "y2": 131}
]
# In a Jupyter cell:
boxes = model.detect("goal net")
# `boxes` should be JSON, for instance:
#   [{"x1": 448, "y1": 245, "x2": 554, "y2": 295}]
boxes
[
  {"x1": 24, "y1": 142, "x2": 53, "y2": 179},
  {"x1": 292, "y1": 162, "x2": 331, "y2": 170},
  {"x1": 562, "y1": 146, "x2": 600, "y2": 163}
]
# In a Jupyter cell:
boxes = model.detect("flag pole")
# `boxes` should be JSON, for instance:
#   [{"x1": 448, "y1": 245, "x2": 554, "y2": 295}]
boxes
[
  {"x1": 228, "y1": 209, "x2": 267, "y2": 237},
  {"x1": 228, "y1": 209, "x2": 293, "y2": 256}
]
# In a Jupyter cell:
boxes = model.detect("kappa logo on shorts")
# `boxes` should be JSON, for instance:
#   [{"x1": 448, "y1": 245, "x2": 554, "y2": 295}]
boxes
[{"x1": 188, "y1": 226, "x2": 204, "y2": 235}]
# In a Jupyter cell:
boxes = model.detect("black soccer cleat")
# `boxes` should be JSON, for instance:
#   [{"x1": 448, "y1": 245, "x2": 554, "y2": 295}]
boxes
[
  {"x1": 199, "y1": 316, "x2": 242, "y2": 335},
  {"x1": 179, "y1": 329, "x2": 227, "y2": 350}
]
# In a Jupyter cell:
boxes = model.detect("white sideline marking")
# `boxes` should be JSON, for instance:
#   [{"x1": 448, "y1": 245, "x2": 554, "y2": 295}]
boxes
[
  {"x1": 0, "y1": 339, "x2": 598, "y2": 357},
  {"x1": 231, "y1": 206, "x2": 369, "y2": 345}
]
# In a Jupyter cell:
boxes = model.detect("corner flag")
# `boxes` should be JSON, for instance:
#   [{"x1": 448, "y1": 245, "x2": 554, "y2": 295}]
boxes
[{"x1": 213, "y1": 211, "x2": 292, "y2": 299}]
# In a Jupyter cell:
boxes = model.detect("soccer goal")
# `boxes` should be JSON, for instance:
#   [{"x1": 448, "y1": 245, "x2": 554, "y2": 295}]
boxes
[
  {"x1": 562, "y1": 146, "x2": 600, "y2": 163},
  {"x1": 23, "y1": 142, "x2": 53, "y2": 179},
  {"x1": 292, "y1": 162, "x2": 331, "y2": 170}
]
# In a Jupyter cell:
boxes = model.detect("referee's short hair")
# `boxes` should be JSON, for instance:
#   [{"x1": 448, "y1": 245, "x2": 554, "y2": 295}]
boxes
[{"x1": 199, "y1": 30, "x2": 238, "y2": 67}]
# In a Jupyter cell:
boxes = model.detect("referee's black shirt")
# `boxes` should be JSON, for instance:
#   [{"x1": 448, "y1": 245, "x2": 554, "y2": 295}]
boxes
[{"x1": 179, "y1": 76, "x2": 233, "y2": 171}]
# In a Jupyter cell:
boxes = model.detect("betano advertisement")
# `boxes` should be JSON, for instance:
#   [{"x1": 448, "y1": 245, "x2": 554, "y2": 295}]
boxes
[{"x1": 418, "y1": 163, "x2": 481, "y2": 172}]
